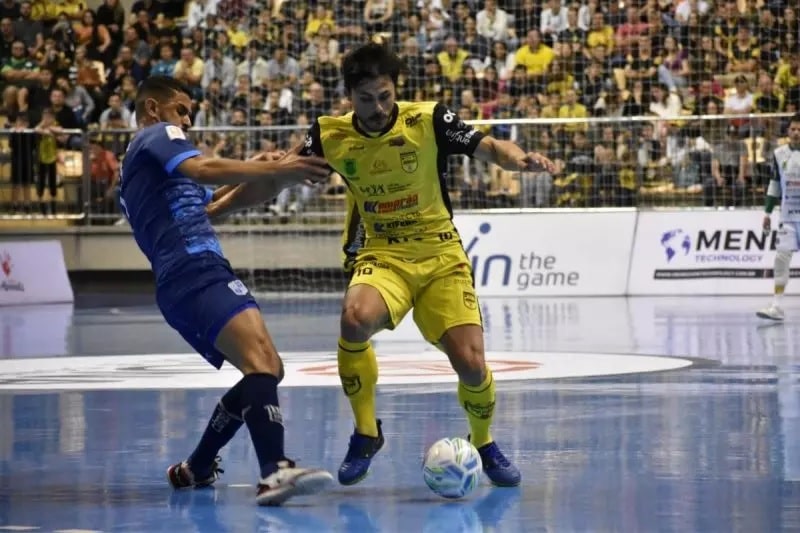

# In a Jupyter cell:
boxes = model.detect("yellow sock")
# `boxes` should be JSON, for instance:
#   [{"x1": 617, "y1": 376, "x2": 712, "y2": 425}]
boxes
[
  {"x1": 337, "y1": 338, "x2": 379, "y2": 437},
  {"x1": 458, "y1": 367, "x2": 495, "y2": 448}
]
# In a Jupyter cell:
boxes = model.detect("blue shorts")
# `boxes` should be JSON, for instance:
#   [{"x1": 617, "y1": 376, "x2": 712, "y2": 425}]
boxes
[{"x1": 156, "y1": 259, "x2": 259, "y2": 369}]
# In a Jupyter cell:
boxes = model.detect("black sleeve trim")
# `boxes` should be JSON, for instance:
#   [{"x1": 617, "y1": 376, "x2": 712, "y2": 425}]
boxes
[{"x1": 431, "y1": 102, "x2": 485, "y2": 157}]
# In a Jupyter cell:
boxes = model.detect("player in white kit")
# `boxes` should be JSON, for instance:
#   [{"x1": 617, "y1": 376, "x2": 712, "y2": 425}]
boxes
[{"x1": 758, "y1": 113, "x2": 800, "y2": 321}]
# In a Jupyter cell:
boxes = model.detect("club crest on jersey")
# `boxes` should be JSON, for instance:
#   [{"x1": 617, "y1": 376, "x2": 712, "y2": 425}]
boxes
[
  {"x1": 400, "y1": 152, "x2": 418, "y2": 173},
  {"x1": 165, "y1": 125, "x2": 186, "y2": 140},
  {"x1": 343, "y1": 159, "x2": 357, "y2": 176}
]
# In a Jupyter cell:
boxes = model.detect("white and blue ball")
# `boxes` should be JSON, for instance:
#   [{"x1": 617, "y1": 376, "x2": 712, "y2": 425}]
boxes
[{"x1": 422, "y1": 437, "x2": 482, "y2": 499}]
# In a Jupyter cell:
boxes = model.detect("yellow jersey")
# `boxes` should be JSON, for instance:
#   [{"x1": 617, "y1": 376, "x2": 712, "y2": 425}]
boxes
[{"x1": 301, "y1": 101, "x2": 486, "y2": 268}]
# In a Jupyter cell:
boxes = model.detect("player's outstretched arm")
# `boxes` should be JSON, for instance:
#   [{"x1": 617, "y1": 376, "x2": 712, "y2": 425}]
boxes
[
  {"x1": 177, "y1": 144, "x2": 330, "y2": 186},
  {"x1": 206, "y1": 150, "x2": 324, "y2": 219},
  {"x1": 472, "y1": 136, "x2": 556, "y2": 174}
]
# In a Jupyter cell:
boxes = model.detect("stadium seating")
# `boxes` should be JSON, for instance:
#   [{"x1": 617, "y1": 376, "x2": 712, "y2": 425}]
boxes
[{"x1": 0, "y1": 0, "x2": 797, "y2": 220}]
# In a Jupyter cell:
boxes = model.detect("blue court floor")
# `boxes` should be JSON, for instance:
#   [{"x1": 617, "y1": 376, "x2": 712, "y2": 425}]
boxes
[{"x1": 0, "y1": 295, "x2": 799, "y2": 532}]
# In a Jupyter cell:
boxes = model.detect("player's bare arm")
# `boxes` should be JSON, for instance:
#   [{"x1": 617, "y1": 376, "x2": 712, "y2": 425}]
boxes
[
  {"x1": 472, "y1": 136, "x2": 556, "y2": 173},
  {"x1": 178, "y1": 148, "x2": 329, "y2": 186},
  {"x1": 206, "y1": 149, "x2": 325, "y2": 219}
]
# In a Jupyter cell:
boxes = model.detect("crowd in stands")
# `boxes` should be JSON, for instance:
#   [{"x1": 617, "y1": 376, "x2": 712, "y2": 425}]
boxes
[{"x1": 0, "y1": 0, "x2": 799, "y2": 217}]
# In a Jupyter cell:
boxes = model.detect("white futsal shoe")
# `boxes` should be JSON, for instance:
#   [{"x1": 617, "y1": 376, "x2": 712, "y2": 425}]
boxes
[
  {"x1": 255, "y1": 460, "x2": 334, "y2": 506},
  {"x1": 756, "y1": 304, "x2": 785, "y2": 321}
]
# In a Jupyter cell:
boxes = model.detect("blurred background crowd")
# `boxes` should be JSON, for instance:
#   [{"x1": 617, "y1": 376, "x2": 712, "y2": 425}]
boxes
[{"x1": 0, "y1": 0, "x2": 798, "y2": 220}]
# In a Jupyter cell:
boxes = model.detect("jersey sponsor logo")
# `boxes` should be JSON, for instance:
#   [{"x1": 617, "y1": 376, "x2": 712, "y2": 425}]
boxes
[
  {"x1": 329, "y1": 131, "x2": 349, "y2": 141},
  {"x1": 348, "y1": 144, "x2": 366, "y2": 151},
  {"x1": 359, "y1": 184, "x2": 386, "y2": 196},
  {"x1": 165, "y1": 125, "x2": 186, "y2": 140},
  {"x1": 445, "y1": 128, "x2": 477, "y2": 146},
  {"x1": 400, "y1": 151, "x2": 418, "y2": 173},
  {"x1": 304, "y1": 133, "x2": 314, "y2": 148},
  {"x1": 343, "y1": 159, "x2": 357, "y2": 176},
  {"x1": 388, "y1": 183, "x2": 411, "y2": 194},
  {"x1": 370, "y1": 159, "x2": 391, "y2": 175},
  {"x1": 364, "y1": 193, "x2": 418, "y2": 214},
  {"x1": 404, "y1": 113, "x2": 422, "y2": 127},
  {"x1": 388, "y1": 137, "x2": 406, "y2": 147},
  {"x1": 227, "y1": 279, "x2": 249, "y2": 295},
  {"x1": 373, "y1": 219, "x2": 418, "y2": 232},
  {"x1": 442, "y1": 109, "x2": 457, "y2": 123}
]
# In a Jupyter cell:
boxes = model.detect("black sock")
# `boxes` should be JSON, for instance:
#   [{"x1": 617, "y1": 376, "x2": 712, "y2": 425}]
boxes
[
  {"x1": 187, "y1": 379, "x2": 246, "y2": 477},
  {"x1": 240, "y1": 373, "x2": 285, "y2": 479}
]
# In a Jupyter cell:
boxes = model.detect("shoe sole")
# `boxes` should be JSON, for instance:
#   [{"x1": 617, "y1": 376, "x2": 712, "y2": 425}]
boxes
[
  {"x1": 256, "y1": 470, "x2": 334, "y2": 506},
  {"x1": 338, "y1": 466, "x2": 371, "y2": 486},
  {"x1": 166, "y1": 464, "x2": 218, "y2": 490},
  {"x1": 756, "y1": 311, "x2": 784, "y2": 321}
]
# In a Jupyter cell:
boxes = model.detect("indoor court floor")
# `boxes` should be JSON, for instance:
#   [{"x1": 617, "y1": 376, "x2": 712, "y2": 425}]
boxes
[{"x1": 0, "y1": 295, "x2": 799, "y2": 532}]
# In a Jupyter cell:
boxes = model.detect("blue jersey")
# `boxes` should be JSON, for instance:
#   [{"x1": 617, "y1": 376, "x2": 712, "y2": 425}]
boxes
[{"x1": 120, "y1": 122, "x2": 223, "y2": 285}]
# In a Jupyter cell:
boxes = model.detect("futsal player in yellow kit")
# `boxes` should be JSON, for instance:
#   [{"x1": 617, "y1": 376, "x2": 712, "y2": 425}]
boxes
[{"x1": 209, "y1": 42, "x2": 554, "y2": 487}]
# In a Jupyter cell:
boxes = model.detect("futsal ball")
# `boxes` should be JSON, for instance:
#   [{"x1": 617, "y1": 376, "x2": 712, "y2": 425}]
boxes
[{"x1": 422, "y1": 437, "x2": 482, "y2": 499}]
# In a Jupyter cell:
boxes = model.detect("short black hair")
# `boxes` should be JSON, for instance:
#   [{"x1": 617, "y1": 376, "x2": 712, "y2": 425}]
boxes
[
  {"x1": 134, "y1": 76, "x2": 191, "y2": 119},
  {"x1": 341, "y1": 42, "x2": 406, "y2": 93}
]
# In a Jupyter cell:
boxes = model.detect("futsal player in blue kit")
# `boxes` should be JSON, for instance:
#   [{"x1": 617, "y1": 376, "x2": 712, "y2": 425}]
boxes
[{"x1": 120, "y1": 76, "x2": 334, "y2": 506}]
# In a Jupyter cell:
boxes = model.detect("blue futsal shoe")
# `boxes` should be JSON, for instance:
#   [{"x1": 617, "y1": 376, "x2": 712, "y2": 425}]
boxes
[
  {"x1": 475, "y1": 441, "x2": 521, "y2": 487},
  {"x1": 338, "y1": 420, "x2": 385, "y2": 485}
]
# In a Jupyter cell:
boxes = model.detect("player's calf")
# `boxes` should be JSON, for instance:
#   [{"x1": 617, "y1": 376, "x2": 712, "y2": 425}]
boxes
[{"x1": 440, "y1": 325, "x2": 522, "y2": 487}]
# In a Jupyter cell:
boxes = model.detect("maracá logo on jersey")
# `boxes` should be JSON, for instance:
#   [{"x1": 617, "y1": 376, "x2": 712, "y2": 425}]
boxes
[{"x1": 364, "y1": 194, "x2": 419, "y2": 214}]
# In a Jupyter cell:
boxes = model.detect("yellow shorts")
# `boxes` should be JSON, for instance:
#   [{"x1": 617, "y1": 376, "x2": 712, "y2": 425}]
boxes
[{"x1": 348, "y1": 243, "x2": 482, "y2": 344}]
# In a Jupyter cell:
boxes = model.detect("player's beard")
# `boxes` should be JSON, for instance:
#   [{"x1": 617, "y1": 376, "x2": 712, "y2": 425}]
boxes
[{"x1": 364, "y1": 114, "x2": 388, "y2": 132}]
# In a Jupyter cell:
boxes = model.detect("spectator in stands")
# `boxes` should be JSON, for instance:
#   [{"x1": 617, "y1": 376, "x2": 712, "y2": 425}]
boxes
[
  {"x1": 8, "y1": 112, "x2": 35, "y2": 215},
  {"x1": 724, "y1": 23, "x2": 760, "y2": 83},
  {"x1": 713, "y1": 0, "x2": 741, "y2": 57},
  {"x1": 515, "y1": 29, "x2": 555, "y2": 91},
  {"x1": 74, "y1": 9, "x2": 112, "y2": 66},
  {"x1": 585, "y1": 12, "x2": 615, "y2": 62},
  {"x1": 558, "y1": 6, "x2": 586, "y2": 58},
  {"x1": 724, "y1": 74, "x2": 754, "y2": 135},
  {"x1": 98, "y1": 93, "x2": 131, "y2": 127},
  {"x1": 624, "y1": 35, "x2": 660, "y2": 92},
  {"x1": 95, "y1": 0, "x2": 124, "y2": 52},
  {"x1": 708, "y1": 124, "x2": 748, "y2": 207},
  {"x1": 363, "y1": 0, "x2": 394, "y2": 34},
  {"x1": 460, "y1": 16, "x2": 491, "y2": 62},
  {"x1": 658, "y1": 35, "x2": 690, "y2": 92},
  {"x1": 579, "y1": 61, "x2": 608, "y2": 114},
  {"x1": 49, "y1": 87, "x2": 80, "y2": 147},
  {"x1": 266, "y1": 46, "x2": 300, "y2": 90},
  {"x1": 486, "y1": 40, "x2": 515, "y2": 81},
  {"x1": 22, "y1": 69, "x2": 55, "y2": 124},
  {"x1": 186, "y1": 0, "x2": 217, "y2": 31},
  {"x1": 151, "y1": 43, "x2": 177, "y2": 77},
  {"x1": 674, "y1": 0, "x2": 710, "y2": 25},
  {"x1": 237, "y1": 41, "x2": 269, "y2": 88},
  {"x1": 173, "y1": 46, "x2": 204, "y2": 99},
  {"x1": 0, "y1": 0, "x2": 20, "y2": 20},
  {"x1": 438, "y1": 37, "x2": 470, "y2": 83},
  {"x1": 476, "y1": 0, "x2": 512, "y2": 43},
  {"x1": 2, "y1": 40, "x2": 40, "y2": 88},
  {"x1": 56, "y1": 74, "x2": 94, "y2": 126},
  {"x1": 203, "y1": 47, "x2": 237, "y2": 98},
  {"x1": 34, "y1": 107, "x2": 58, "y2": 216},
  {"x1": 539, "y1": 0, "x2": 566, "y2": 46},
  {"x1": 616, "y1": 6, "x2": 650, "y2": 60},
  {"x1": 558, "y1": 88, "x2": 589, "y2": 142},
  {"x1": 15, "y1": 1, "x2": 43, "y2": 57},
  {"x1": 87, "y1": 134, "x2": 120, "y2": 215}
]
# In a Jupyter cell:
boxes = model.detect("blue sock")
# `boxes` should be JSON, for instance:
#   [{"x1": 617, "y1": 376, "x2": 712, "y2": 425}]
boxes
[
  {"x1": 240, "y1": 373, "x2": 285, "y2": 479},
  {"x1": 188, "y1": 379, "x2": 245, "y2": 477}
]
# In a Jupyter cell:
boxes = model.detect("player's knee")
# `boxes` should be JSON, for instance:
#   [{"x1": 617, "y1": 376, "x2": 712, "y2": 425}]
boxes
[
  {"x1": 449, "y1": 344, "x2": 486, "y2": 387},
  {"x1": 340, "y1": 301, "x2": 380, "y2": 341},
  {"x1": 238, "y1": 334, "x2": 282, "y2": 378}
]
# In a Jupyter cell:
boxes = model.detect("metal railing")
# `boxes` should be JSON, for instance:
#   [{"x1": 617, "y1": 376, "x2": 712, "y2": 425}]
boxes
[{"x1": 0, "y1": 112, "x2": 794, "y2": 225}]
